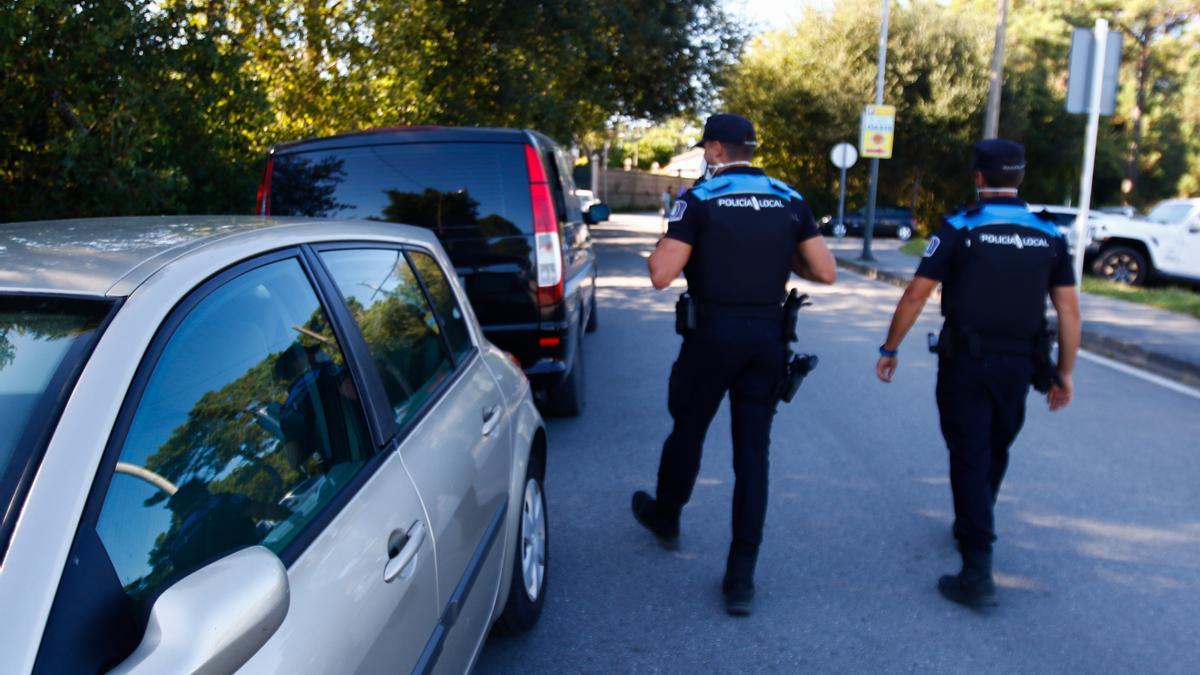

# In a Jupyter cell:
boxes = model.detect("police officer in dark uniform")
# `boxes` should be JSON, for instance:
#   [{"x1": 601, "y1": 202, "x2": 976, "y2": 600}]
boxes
[
  {"x1": 875, "y1": 139, "x2": 1082, "y2": 608},
  {"x1": 631, "y1": 114, "x2": 837, "y2": 616}
]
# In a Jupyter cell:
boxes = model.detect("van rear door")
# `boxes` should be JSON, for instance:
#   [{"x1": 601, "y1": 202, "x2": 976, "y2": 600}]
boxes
[{"x1": 266, "y1": 142, "x2": 540, "y2": 360}]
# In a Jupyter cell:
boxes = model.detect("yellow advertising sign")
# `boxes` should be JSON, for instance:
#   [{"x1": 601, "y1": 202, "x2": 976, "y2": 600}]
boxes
[{"x1": 860, "y1": 105, "x2": 896, "y2": 159}]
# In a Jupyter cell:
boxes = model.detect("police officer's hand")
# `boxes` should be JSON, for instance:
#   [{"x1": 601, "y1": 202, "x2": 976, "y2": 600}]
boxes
[
  {"x1": 1047, "y1": 371, "x2": 1073, "y2": 411},
  {"x1": 876, "y1": 355, "x2": 898, "y2": 383}
]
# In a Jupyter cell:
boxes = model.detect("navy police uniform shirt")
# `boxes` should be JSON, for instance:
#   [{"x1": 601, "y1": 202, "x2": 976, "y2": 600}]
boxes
[
  {"x1": 917, "y1": 197, "x2": 1075, "y2": 341},
  {"x1": 664, "y1": 166, "x2": 819, "y2": 306}
]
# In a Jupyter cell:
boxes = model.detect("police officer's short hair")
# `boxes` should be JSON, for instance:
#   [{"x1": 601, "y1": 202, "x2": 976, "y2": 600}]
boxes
[
  {"x1": 721, "y1": 141, "x2": 755, "y2": 161},
  {"x1": 979, "y1": 168, "x2": 1024, "y2": 189}
]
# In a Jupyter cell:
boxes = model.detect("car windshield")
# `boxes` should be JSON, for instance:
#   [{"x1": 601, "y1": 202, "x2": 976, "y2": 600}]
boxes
[
  {"x1": 1143, "y1": 203, "x2": 1194, "y2": 225},
  {"x1": 1, "y1": 295, "x2": 112, "y2": 550}
]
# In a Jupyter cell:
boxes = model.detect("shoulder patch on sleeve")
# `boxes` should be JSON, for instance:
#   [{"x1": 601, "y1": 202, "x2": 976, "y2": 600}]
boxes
[
  {"x1": 668, "y1": 200, "x2": 687, "y2": 222},
  {"x1": 923, "y1": 236, "x2": 941, "y2": 258}
]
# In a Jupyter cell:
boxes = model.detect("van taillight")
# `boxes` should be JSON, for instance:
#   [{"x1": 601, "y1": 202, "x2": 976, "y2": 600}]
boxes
[
  {"x1": 255, "y1": 156, "x2": 274, "y2": 216},
  {"x1": 525, "y1": 144, "x2": 562, "y2": 306}
]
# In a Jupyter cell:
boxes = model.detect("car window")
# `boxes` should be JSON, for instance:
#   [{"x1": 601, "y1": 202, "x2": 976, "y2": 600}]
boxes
[
  {"x1": 0, "y1": 296, "x2": 112, "y2": 558},
  {"x1": 541, "y1": 147, "x2": 568, "y2": 223},
  {"x1": 319, "y1": 248, "x2": 455, "y2": 427},
  {"x1": 407, "y1": 249, "x2": 474, "y2": 362},
  {"x1": 554, "y1": 148, "x2": 582, "y2": 221},
  {"x1": 269, "y1": 143, "x2": 534, "y2": 235},
  {"x1": 95, "y1": 258, "x2": 371, "y2": 605},
  {"x1": 1145, "y1": 202, "x2": 1194, "y2": 225}
]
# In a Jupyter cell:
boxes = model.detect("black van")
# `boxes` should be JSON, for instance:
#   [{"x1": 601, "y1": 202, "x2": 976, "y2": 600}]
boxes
[{"x1": 257, "y1": 127, "x2": 607, "y2": 416}]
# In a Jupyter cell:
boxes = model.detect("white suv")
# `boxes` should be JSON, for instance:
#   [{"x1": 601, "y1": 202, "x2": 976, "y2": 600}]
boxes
[{"x1": 1087, "y1": 198, "x2": 1200, "y2": 285}]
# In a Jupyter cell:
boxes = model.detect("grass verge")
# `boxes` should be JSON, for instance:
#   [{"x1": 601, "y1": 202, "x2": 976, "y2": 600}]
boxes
[
  {"x1": 899, "y1": 237, "x2": 927, "y2": 257},
  {"x1": 1082, "y1": 277, "x2": 1200, "y2": 320}
]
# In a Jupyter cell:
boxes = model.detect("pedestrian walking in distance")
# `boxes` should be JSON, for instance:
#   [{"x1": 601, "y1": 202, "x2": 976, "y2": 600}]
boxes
[
  {"x1": 875, "y1": 139, "x2": 1082, "y2": 609},
  {"x1": 634, "y1": 113, "x2": 837, "y2": 616}
]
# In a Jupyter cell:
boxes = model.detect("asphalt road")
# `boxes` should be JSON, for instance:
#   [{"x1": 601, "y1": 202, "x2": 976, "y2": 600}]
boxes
[{"x1": 476, "y1": 213, "x2": 1200, "y2": 673}]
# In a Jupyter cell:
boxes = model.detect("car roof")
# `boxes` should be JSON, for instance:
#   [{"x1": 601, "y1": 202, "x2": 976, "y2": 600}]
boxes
[
  {"x1": 0, "y1": 215, "x2": 442, "y2": 297},
  {"x1": 273, "y1": 125, "x2": 538, "y2": 155}
]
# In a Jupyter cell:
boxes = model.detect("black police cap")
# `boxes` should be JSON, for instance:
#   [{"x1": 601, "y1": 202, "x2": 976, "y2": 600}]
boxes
[
  {"x1": 973, "y1": 139, "x2": 1026, "y2": 172},
  {"x1": 694, "y1": 114, "x2": 758, "y2": 148}
]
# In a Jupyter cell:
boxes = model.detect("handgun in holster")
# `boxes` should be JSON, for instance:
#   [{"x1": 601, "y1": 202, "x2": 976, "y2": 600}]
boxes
[
  {"x1": 778, "y1": 290, "x2": 817, "y2": 403},
  {"x1": 1030, "y1": 324, "x2": 1063, "y2": 394},
  {"x1": 675, "y1": 292, "x2": 697, "y2": 336},
  {"x1": 780, "y1": 352, "x2": 819, "y2": 403}
]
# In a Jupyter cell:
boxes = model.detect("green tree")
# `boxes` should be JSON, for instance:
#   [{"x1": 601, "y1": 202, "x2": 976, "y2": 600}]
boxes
[
  {"x1": 722, "y1": 0, "x2": 990, "y2": 230},
  {"x1": 0, "y1": 0, "x2": 271, "y2": 221}
]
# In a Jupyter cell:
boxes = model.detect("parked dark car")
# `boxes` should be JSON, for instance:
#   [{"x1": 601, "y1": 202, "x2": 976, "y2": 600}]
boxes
[
  {"x1": 819, "y1": 206, "x2": 917, "y2": 240},
  {"x1": 257, "y1": 126, "x2": 608, "y2": 416}
]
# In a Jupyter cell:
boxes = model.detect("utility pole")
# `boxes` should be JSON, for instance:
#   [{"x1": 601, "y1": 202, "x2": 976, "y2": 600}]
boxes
[
  {"x1": 860, "y1": 0, "x2": 890, "y2": 262},
  {"x1": 983, "y1": 0, "x2": 1008, "y2": 139}
]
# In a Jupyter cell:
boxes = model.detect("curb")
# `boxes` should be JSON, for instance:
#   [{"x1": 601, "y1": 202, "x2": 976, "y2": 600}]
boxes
[{"x1": 834, "y1": 255, "x2": 1200, "y2": 390}]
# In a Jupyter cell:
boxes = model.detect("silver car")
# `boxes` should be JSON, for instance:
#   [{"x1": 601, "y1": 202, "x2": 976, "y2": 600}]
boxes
[{"x1": 0, "y1": 216, "x2": 549, "y2": 673}]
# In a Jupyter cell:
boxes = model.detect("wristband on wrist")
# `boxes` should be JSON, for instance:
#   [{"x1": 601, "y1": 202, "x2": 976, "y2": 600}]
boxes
[{"x1": 879, "y1": 344, "x2": 898, "y2": 358}]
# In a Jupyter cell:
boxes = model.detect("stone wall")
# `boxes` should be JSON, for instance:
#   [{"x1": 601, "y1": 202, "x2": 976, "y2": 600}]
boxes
[{"x1": 594, "y1": 169, "x2": 693, "y2": 211}]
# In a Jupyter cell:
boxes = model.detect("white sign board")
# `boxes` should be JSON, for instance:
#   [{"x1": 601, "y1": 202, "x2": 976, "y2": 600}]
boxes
[
  {"x1": 830, "y1": 143, "x2": 858, "y2": 170},
  {"x1": 1067, "y1": 28, "x2": 1122, "y2": 115}
]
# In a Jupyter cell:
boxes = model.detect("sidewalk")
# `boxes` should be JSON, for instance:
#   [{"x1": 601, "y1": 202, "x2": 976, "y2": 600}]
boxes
[{"x1": 829, "y1": 238, "x2": 1200, "y2": 389}]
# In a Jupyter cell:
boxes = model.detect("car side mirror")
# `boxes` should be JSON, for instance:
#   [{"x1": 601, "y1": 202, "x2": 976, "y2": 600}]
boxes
[
  {"x1": 110, "y1": 547, "x2": 289, "y2": 675},
  {"x1": 584, "y1": 203, "x2": 610, "y2": 225}
]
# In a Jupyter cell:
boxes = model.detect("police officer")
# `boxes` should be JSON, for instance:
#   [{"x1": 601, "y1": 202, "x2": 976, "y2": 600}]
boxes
[
  {"x1": 631, "y1": 114, "x2": 837, "y2": 616},
  {"x1": 875, "y1": 139, "x2": 1082, "y2": 608}
]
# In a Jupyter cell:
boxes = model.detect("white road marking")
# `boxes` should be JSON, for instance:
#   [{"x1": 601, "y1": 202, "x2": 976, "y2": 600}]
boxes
[{"x1": 1078, "y1": 349, "x2": 1200, "y2": 401}]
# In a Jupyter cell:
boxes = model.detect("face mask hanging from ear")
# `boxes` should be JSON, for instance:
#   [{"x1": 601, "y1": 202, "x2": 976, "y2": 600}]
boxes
[
  {"x1": 976, "y1": 186, "x2": 1019, "y2": 200},
  {"x1": 703, "y1": 160, "x2": 752, "y2": 181}
]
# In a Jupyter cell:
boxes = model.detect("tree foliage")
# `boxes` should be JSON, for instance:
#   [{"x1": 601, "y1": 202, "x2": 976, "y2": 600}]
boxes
[
  {"x1": 1, "y1": 0, "x2": 746, "y2": 222},
  {"x1": 720, "y1": 0, "x2": 1200, "y2": 231}
]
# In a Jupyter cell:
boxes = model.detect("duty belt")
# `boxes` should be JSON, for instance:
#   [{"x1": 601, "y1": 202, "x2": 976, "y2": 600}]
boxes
[
  {"x1": 953, "y1": 332, "x2": 1037, "y2": 357},
  {"x1": 695, "y1": 301, "x2": 784, "y2": 321}
]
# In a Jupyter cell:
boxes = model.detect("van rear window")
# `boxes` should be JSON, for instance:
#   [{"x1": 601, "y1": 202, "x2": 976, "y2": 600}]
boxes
[{"x1": 269, "y1": 142, "x2": 534, "y2": 235}]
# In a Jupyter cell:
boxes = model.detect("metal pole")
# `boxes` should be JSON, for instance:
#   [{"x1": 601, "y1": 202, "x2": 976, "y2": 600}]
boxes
[
  {"x1": 1073, "y1": 19, "x2": 1108, "y2": 291},
  {"x1": 837, "y1": 164, "x2": 848, "y2": 233},
  {"x1": 983, "y1": 0, "x2": 1008, "y2": 139},
  {"x1": 860, "y1": 0, "x2": 890, "y2": 262}
]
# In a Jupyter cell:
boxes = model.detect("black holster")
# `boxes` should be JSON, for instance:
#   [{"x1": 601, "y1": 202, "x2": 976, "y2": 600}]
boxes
[
  {"x1": 675, "y1": 292, "x2": 697, "y2": 336},
  {"x1": 782, "y1": 289, "x2": 811, "y2": 343},
  {"x1": 1030, "y1": 324, "x2": 1062, "y2": 394},
  {"x1": 779, "y1": 352, "x2": 819, "y2": 403}
]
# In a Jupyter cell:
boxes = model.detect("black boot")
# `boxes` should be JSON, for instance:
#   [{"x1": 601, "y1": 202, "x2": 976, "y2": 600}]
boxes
[
  {"x1": 722, "y1": 546, "x2": 758, "y2": 617},
  {"x1": 631, "y1": 491, "x2": 680, "y2": 549},
  {"x1": 938, "y1": 548, "x2": 997, "y2": 609}
]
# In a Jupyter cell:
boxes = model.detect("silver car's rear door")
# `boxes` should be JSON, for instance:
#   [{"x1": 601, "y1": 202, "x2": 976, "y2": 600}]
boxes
[{"x1": 314, "y1": 244, "x2": 512, "y2": 673}]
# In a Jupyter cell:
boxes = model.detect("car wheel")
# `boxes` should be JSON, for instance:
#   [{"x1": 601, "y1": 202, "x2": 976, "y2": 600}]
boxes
[
  {"x1": 545, "y1": 324, "x2": 585, "y2": 417},
  {"x1": 585, "y1": 287, "x2": 598, "y2": 333},
  {"x1": 495, "y1": 451, "x2": 548, "y2": 635},
  {"x1": 832, "y1": 223, "x2": 847, "y2": 238},
  {"x1": 1095, "y1": 246, "x2": 1148, "y2": 286},
  {"x1": 896, "y1": 225, "x2": 914, "y2": 241}
]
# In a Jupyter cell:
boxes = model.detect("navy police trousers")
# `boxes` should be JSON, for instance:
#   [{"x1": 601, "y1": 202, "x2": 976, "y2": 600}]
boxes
[
  {"x1": 936, "y1": 352, "x2": 1035, "y2": 554},
  {"x1": 655, "y1": 316, "x2": 787, "y2": 553}
]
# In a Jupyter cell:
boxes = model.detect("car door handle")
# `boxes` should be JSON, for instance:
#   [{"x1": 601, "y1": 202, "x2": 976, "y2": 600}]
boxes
[
  {"x1": 383, "y1": 521, "x2": 426, "y2": 583},
  {"x1": 481, "y1": 405, "x2": 503, "y2": 437}
]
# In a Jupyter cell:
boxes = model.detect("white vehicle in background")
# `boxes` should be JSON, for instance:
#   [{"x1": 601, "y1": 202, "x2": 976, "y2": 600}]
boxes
[
  {"x1": 1086, "y1": 198, "x2": 1200, "y2": 286},
  {"x1": 575, "y1": 188, "x2": 598, "y2": 212},
  {"x1": 1026, "y1": 203, "x2": 1123, "y2": 255}
]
